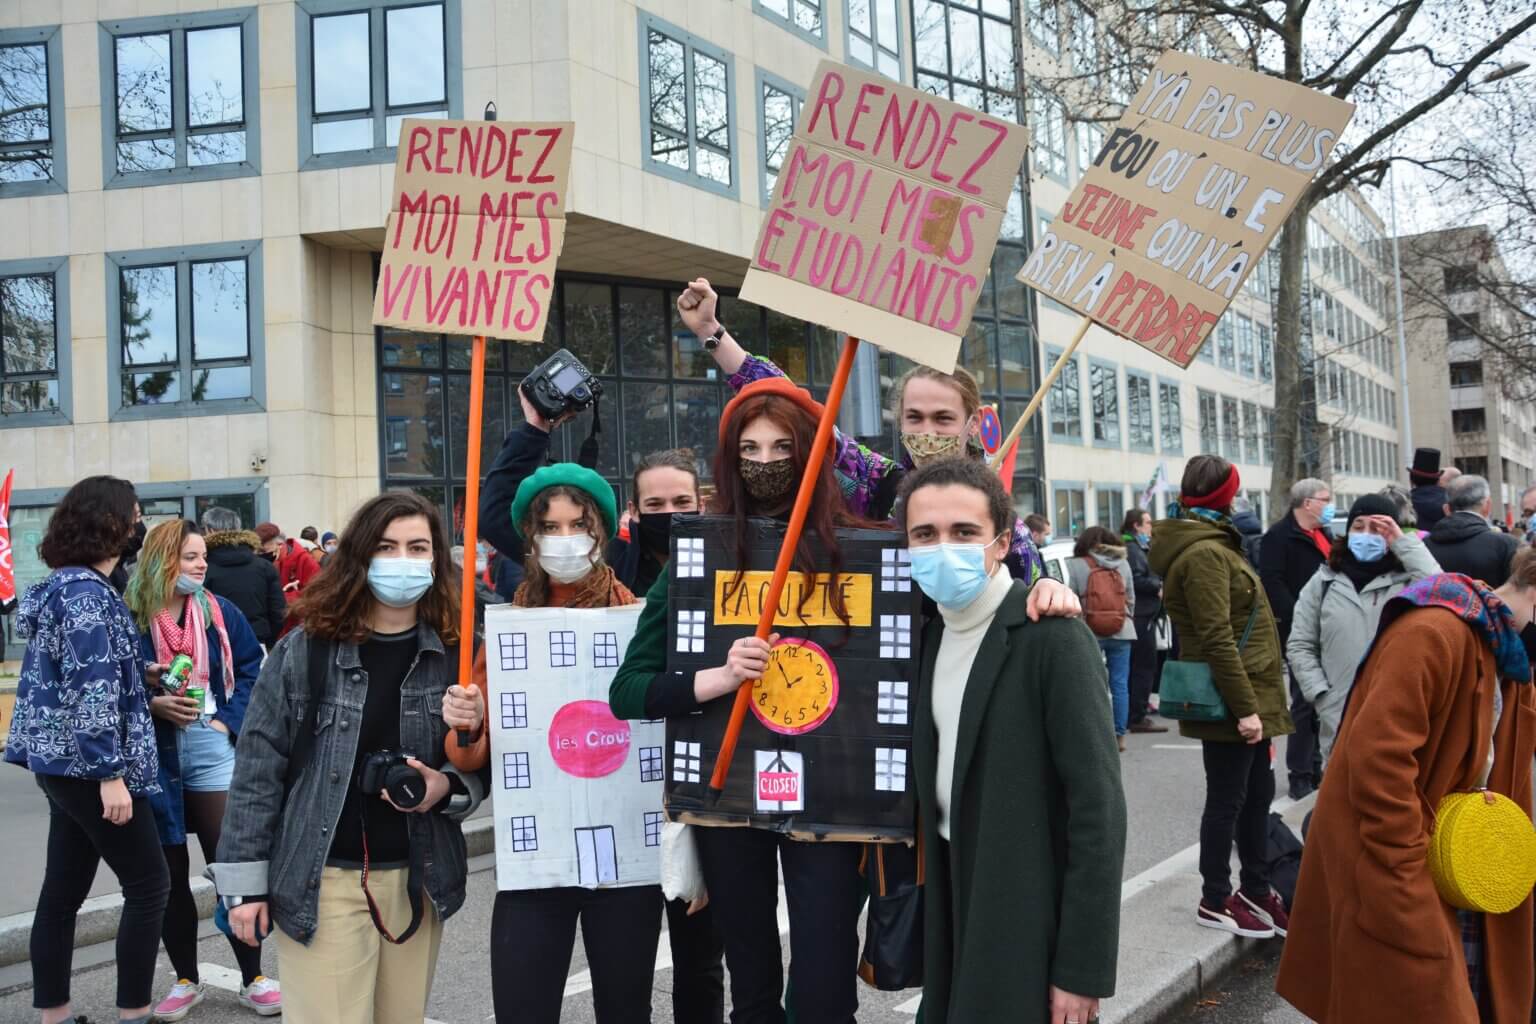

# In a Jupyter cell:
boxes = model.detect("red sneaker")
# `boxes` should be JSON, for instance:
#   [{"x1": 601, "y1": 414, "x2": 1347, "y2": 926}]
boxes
[
  {"x1": 1196, "y1": 896, "x2": 1276, "y2": 939},
  {"x1": 1238, "y1": 889, "x2": 1289, "y2": 937}
]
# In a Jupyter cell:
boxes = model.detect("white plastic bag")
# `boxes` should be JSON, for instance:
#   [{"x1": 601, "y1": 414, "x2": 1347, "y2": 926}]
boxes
[{"x1": 660, "y1": 822, "x2": 705, "y2": 903}]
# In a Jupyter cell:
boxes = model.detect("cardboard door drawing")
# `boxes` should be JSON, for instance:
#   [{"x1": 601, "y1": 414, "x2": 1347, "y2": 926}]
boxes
[
  {"x1": 665, "y1": 517, "x2": 921, "y2": 841},
  {"x1": 485, "y1": 604, "x2": 663, "y2": 891}
]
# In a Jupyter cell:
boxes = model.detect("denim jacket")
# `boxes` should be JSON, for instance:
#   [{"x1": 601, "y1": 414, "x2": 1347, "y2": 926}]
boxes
[{"x1": 210, "y1": 624, "x2": 483, "y2": 945}]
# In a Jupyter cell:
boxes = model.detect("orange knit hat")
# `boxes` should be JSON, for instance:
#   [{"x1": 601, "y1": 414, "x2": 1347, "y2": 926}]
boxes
[{"x1": 718, "y1": 377, "x2": 827, "y2": 448}]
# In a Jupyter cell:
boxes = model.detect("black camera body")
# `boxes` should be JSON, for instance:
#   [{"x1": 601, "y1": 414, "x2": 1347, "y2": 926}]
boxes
[
  {"x1": 520, "y1": 348, "x2": 603, "y2": 422},
  {"x1": 358, "y1": 750, "x2": 426, "y2": 809}
]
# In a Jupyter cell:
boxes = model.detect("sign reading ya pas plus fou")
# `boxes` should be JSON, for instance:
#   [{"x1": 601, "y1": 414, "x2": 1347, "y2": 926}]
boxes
[
  {"x1": 371, "y1": 119, "x2": 574, "y2": 341},
  {"x1": 1019, "y1": 52, "x2": 1355, "y2": 367},
  {"x1": 741, "y1": 59, "x2": 1029, "y2": 373}
]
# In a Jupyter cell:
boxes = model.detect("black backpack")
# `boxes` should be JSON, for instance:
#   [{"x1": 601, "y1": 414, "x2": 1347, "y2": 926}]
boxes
[{"x1": 1240, "y1": 532, "x2": 1263, "y2": 571}]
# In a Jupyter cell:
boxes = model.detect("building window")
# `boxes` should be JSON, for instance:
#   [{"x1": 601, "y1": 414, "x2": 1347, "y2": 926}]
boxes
[
  {"x1": 1073, "y1": 121, "x2": 1101, "y2": 181},
  {"x1": 1444, "y1": 265, "x2": 1477, "y2": 293},
  {"x1": 1105, "y1": 29, "x2": 1133, "y2": 103},
  {"x1": 1452, "y1": 408, "x2": 1486, "y2": 434},
  {"x1": 846, "y1": 0, "x2": 902, "y2": 79},
  {"x1": 509, "y1": 815, "x2": 538, "y2": 853},
  {"x1": 1046, "y1": 347, "x2": 1081, "y2": 441},
  {"x1": 1237, "y1": 315, "x2": 1255, "y2": 377},
  {"x1": 101, "y1": 10, "x2": 259, "y2": 186},
  {"x1": 0, "y1": 27, "x2": 67, "y2": 196},
  {"x1": 498, "y1": 633, "x2": 528, "y2": 672},
  {"x1": 1197, "y1": 389, "x2": 1218, "y2": 454},
  {"x1": 1262, "y1": 409, "x2": 1275, "y2": 464},
  {"x1": 1126, "y1": 372, "x2": 1153, "y2": 452},
  {"x1": 879, "y1": 548, "x2": 911, "y2": 593},
  {"x1": 673, "y1": 740, "x2": 702, "y2": 783},
  {"x1": 1216, "y1": 316, "x2": 1236, "y2": 371},
  {"x1": 107, "y1": 241, "x2": 264, "y2": 420},
  {"x1": 297, "y1": 0, "x2": 459, "y2": 170},
  {"x1": 1221, "y1": 397, "x2": 1240, "y2": 462},
  {"x1": 1095, "y1": 486, "x2": 1123, "y2": 529},
  {"x1": 757, "y1": 71, "x2": 803, "y2": 206},
  {"x1": 639, "y1": 746, "x2": 664, "y2": 783},
  {"x1": 1158, "y1": 380, "x2": 1182, "y2": 455},
  {"x1": 879, "y1": 614, "x2": 911, "y2": 659},
  {"x1": 913, "y1": 0, "x2": 1017, "y2": 116},
  {"x1": 1053, "y1": 485, "x2": 1086, "y2": 536},
  {"x1": 1258, "y1": 324, "x2": 1273, "y2": 382},
  {"x1": 876, "y1": 679, "x2": 909, "y2": 725},
  {"x1": 1450, "y1": 361, "x2": 1483, "y2": 387},
  {"x1": 675, "y1": 536, "x2": 705, "y2": 577},
  {"x1": 873, "y1": 746, "x2": 907, "y2": 792},
  {"x1": 1030, "y1": 91, "x2": 1067, "y2": 180},
  {"x1": 1088, "y1": 361, "x2": 1120, "y2": 448},
  {"x1": 644, "y1": 811, "x2": 664, "y2": 847},
  {"x1": 1242, "y1": 401, "x2": 1260, "y2": 465},
  {"x1": 502, "y1": 751, "x2": 531, "y2": 790},
  {"x1": 1069, "y1": 3, "x2": 1097, "y2": 76},
  {"x1": 640, "y1": 12, "x2": 736, "y2": 195},
  {"x1": 1024, "y1": 0, "x2": 1059, "y2": 55},
  {"x1": 676, "y1": 610, "x2": 706, "y2": 654},
  {"x1": 754, "y1": 0, "x2": 825, "y2": 45},
  {"x1": 1455, "y1": 455, "x2": 1488, "y2": 476},
  {"x1": 1447, "y1": 313, "x2": 1480, "y2": 342},
  {"x1": 500, "y1": 691, "x2": 528, "y2": 729},
  {"x1": 0, "y1": 257, "x2": 70, "y2": 425},
  {"x1": 592, "y1": 631, "x2": 620, "y2": 669}
]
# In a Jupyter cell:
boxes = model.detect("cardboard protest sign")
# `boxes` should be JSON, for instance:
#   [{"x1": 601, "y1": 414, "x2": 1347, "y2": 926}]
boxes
[
  {"x1": 1018, "y1": 51, "x2": 1354, "y2": 367},
  {"x1": 371, "y1": 119, "x2": 574, "y2": 341},
  {"x1": 665, "y1": 516, "x2": 922, "y2": 841},
  {"x1": 741, "y1": 60, "x2": 1030, "y2": 373},
  {"x1": 485, "y1": 604, "x2": 664, "y2": 890}
]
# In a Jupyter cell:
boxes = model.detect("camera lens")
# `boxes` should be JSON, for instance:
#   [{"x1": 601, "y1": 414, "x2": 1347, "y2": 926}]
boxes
[{"x1": 573, "y1": 386, "x2": 590, "y2": 402}]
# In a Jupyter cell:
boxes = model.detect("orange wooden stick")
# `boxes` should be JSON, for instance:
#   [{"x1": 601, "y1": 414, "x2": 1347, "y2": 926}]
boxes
[
  {"x1": 455, "y1": 334, "x2": 488, "y2": 744},
  {"x1": 707, "y1": 334, "x2": 862, "y2": 797}
]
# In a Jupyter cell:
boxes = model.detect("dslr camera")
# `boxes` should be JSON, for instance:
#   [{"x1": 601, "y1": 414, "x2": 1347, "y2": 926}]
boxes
[
  {"x1": 520, "y1": 348, "x2": 603, "y2": 422},
  {"x1": 358, "y1": 750, "x2": 426, "y2": 809}
]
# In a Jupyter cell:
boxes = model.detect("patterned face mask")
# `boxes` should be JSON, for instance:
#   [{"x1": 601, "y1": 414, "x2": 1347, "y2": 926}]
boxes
[
  {"x1": 901, "y1": 431, "x2": 964, "y2": 465},
  {"x1": 740, "y1": 457, "x2": 797, "y2": 504}
]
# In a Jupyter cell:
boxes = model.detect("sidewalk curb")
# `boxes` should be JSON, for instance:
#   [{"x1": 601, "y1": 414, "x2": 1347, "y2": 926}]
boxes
[{"x1": 0, "y1": 816, "x2": 495, "y2": 969}]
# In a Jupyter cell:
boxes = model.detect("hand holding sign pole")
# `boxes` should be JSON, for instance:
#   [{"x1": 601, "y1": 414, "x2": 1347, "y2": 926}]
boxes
[{"x1": 709, "y1": 60, "x2": 1029, "y2": 798}]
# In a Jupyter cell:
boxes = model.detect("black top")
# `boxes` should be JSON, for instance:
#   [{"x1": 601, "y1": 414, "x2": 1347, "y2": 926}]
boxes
[
  {"x1": 328, "y1": 627, "x2": 418, "y2": 867},
  {"x1": 1425, "y1": 511, "x2": 1520, "y2": 588},
  {"x1": 204, "y1": 545, "x2": 287, "y2": 647},
  {"x1": 1258, "y1": 511, "x2": 1328, "y2": 646}
]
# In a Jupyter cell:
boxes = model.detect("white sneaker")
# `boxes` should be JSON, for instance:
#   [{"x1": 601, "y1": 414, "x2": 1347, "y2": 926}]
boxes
[
  {"x1": 239, "y1": 975, "x2": 283, "y2": 1017},
  {"x1": 154, "y1": 979, "x2": 206, "y2": 1021}
]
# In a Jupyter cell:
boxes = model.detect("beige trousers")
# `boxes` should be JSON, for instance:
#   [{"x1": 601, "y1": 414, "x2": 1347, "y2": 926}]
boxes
[{"x1": 273, "y1": 866, "x2": 443, "y2": 1024}]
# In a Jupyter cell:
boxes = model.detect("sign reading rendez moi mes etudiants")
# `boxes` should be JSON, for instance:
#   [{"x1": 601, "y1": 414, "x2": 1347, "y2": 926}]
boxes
[
  {"x1": 741, "y1": 59, "x2": 1029, "y2": 374},
  {"x1": 371, "y1": 119, "x2": 575, "y2": 342},
  {"x1": 1019, "y1": 51, "x2": 1355, "y2": 368}
]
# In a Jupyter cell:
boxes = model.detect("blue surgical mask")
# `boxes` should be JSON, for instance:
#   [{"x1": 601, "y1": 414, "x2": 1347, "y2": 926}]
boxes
[
  {"x1": 367, "y1": 557, "x2": 434, "y2": 608},
  {"x1": 1347, "y1": 532, "x2": 1388, "y2": 563},
  {"x1": 908, "y1": 538, "x2": 999, "y2": 611},
  {"x1": 1319, "y1": 503, "x2": 1337, "y2": 527},
  {"x1": 174, "y1": 573, "x2": 203, "y2": 595}
]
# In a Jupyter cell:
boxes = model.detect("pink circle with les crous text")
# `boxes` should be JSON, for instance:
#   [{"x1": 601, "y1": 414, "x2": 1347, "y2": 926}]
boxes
[{"x1": 547, "y1": 700, "x2": 632, "y2": 778}]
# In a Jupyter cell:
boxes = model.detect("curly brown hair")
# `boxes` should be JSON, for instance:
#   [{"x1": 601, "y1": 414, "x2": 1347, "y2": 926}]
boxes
[
  {"x1": 294, "y1": 492, "x2": 459, "y2": 644},
  {"x1": 38, "y1": 476, "x2": 138, "y2": 570},
  {"x1": 518, "y1": 484, "x2": 610, "y2": 607}
]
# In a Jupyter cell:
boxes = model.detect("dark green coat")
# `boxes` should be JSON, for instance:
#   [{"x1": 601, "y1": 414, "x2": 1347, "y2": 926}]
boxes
[
  {"x1": 1148, "y1": 515, "x2": 1294, "y2": 743},
  {"x1": 915, "y1": 582, "x2": 1127, "y2": 1023}
]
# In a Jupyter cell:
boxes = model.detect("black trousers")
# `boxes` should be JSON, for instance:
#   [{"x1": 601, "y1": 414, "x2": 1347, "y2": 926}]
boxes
[
  {"x1": 693, "y1": 827, "x2": 862, "y2": 1024},
  {"x1": 31, "y1": 775, "x2": 170, "y2": 1010},
  {"x1": 1198, "y1": 739, "x2": 1274, "y2": 906},
  {"x1": 1128, "y1": 614, "x2": 1159, "y2": 724},
  {"x1": 490, "y1": 884, "x2": 664, "y2": 1023},
  {"x1": 665, "y1": 896, "x2": 725, "y2": 1023},
  {"x1": 1284, "y1": 671, "x2": 1322, "y2": 786}
]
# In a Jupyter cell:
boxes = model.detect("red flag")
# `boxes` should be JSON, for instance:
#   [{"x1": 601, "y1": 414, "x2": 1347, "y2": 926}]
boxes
[
  {"x1": 0, "y1": 468, "x2": 14, "y2": 606},
  {"x1": 997, "y1": 438, "x2": 1019, "y2": 496}
]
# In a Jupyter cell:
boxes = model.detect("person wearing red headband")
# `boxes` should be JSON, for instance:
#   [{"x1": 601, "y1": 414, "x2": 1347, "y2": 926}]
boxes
[{"x1": 1148, "y1": 455, "x2": 1294, "y2": 940}]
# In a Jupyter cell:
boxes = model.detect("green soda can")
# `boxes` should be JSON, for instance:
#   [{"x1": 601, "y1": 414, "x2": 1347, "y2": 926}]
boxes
[{"x1": 166, "y1": 654, "x2": 197, "y2": 701}]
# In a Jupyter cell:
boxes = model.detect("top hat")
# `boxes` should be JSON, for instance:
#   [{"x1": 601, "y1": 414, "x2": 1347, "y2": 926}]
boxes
[{"x1": 1409, "y1": 447, "x2": 1442, "y2": 484}]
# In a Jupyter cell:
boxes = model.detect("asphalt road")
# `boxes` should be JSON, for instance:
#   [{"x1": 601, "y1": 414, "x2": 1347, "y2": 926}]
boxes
[
  {"x1": 0, "y1": 721, "x2": 1298, "y2": 1023},
  {"x1": 1168, "y1": 946, "x2": 1305, "y2": 1024}
]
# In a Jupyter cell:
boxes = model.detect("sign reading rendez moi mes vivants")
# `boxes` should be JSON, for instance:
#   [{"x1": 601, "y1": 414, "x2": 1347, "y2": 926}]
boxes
[
  {"x1": 741, "y1": 59, "x2": 1030, "y2": 374},
  {"x1": 1018, "y1": 51, "x2": 1355, "y2": 368},
  {"x1": 371, "y1": 119, "x2": 575, "y2": 342}
]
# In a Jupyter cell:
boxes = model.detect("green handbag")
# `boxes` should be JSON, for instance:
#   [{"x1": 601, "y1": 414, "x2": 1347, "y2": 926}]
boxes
[{"x1": 1158, "y1": 601, "x2": 1260, "y2": 722}]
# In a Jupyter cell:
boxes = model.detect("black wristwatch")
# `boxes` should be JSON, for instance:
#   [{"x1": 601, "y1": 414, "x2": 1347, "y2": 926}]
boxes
[{"x1": 702, "y1": 324, "x2": 726, "y2": 351}]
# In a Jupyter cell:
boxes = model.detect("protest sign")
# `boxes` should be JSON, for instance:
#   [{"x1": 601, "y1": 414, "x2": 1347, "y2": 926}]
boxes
[
  {"x1": 485, "y1": 604, "x2": 664, "y2": 890},
  {"x1": 665, "y1": 517, "x2": 922, "y2": 841},
  {"x1": 740, "y1": 59, "x2": 1029, "y2": 373},
  {"x1": 371, "y1": 118, "x2": 574, "y2": 341},
  {"x1": 1017, "y1": 51, "x2": 1354, "y2": 367}
]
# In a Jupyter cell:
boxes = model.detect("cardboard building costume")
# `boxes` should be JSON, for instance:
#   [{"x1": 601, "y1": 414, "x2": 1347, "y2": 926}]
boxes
[
  {"x1": 664, "y1": 516, "x2": 922, "y2": 841},
  {"x1": 485, "y1": 604, "x2": 664, "y2": 890}
]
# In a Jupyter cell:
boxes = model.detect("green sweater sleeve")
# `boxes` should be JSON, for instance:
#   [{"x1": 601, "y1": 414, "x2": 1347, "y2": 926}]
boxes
[{"x1": 610, "y1": 564, "x2": 701, "y2": 721}]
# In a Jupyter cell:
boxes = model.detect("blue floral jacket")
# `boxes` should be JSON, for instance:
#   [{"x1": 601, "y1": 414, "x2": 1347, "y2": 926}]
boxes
[{"x1": 5, "y1": 568, "x2": 159, "y2": 795}]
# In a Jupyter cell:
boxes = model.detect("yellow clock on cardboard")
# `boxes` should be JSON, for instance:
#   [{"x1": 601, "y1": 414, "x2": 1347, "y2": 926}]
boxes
[{"x1": 751, "y1": 637, "x2": 840, "y2": 736}]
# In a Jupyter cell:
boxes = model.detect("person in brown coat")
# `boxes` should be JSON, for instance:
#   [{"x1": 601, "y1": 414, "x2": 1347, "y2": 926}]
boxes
[{"x1": 1276, "y1": 550, "x2": 1536, "y2": 1023}]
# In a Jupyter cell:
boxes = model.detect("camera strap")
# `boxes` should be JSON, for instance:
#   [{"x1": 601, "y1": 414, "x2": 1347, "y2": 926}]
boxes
[
  {"x1": 359, "y1": 808, "x2": 426, "y2": 945},
  {"x1": 576, "y1": 393, "x2": 601, "y2": 469}
]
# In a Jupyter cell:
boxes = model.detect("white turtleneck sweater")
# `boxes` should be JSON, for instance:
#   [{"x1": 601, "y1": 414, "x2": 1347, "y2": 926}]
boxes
[{"x1": 932, "y1": 567, "x2": 1015, "y2": 840}]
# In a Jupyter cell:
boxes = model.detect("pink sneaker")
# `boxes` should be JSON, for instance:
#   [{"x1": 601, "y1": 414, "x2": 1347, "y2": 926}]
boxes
[
  {"x1": 154, "y1": 979, "x2": 206, "y2": 1021},
  {"x1": 239, "y1": 976, "x2": 282, "y2": 1017}
]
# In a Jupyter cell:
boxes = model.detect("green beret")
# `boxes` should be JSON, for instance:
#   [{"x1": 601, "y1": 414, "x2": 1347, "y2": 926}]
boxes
[{"x1": 509, "y1": 463, "x2": 618, "y2": 540}]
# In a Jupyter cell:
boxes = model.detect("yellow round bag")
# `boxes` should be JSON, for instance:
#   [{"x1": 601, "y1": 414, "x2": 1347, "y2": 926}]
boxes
[{"x1": 1428, "y1": 791, "x2": 1536, "y2": 914}]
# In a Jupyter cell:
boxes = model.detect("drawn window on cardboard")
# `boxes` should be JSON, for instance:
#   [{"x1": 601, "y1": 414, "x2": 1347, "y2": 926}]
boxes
[
  {"x1": 511, "y1": 815, "x2": 538, "y2": 852},
  {"x1": 644, "y1": 811, "x2": 664, "y2": 847},
  {"x1": 593, "y1": 631, "x2": 620, "y2": 668},
  {"x1": 673, "y1": 740, "x2": 702, "y2": 783},
  {"x1": 501, "y1": 691, "x2": 529, "y2": 730},
  {"x1": 676, "y1": 537, "x2": 706, "y2": 578},
  {"x1": 549, "y1": 630, "x2": 577, "y2": 668},
  {"x1": 503, "y1": 751, "x2": 531, "y2": 790},
  {"x1": 677, "y1": 610, "x2": 706, "y2": 654},
  {"x1": 574, "y1": 826, "x2": 619, "y2": 885},
  {"x1": 879, "y1": 614, "x2": 912, "y2": 659},
  {"x1": 639, "y1": 746, "x2": 664, "y2": 783},
  {"x1": 874, "y1": 747, "x2": 907, "y2": 792},
  {"x1": 876, "y1": 680, "x2": 909, "y2": 725},
  {"x1": 880, "y1": 549, "x2": 911, "y2": 592},
  {"x1": 499, "y1": 632, "x2": 529, "y2": 671}
]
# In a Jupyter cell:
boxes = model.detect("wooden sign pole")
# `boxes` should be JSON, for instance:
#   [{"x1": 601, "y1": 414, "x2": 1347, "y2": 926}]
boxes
[
  {"x1": 455, "y1": 333, "x2": 488, "y2": 746},
  {"x1": 991, "y1": 315, "x2": 1091, "y2": 475},
  {"x1": 707, "y1": 333, "x2": 863, "y2": 798}
]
